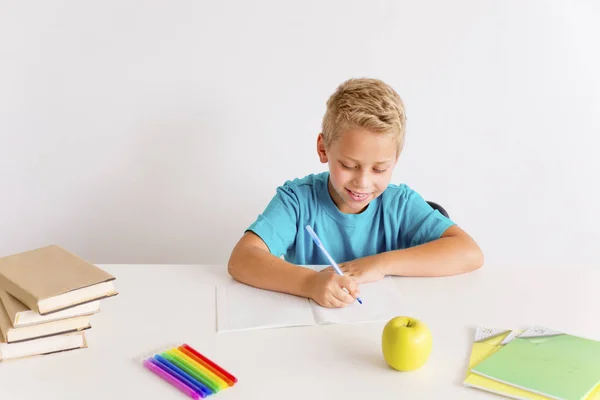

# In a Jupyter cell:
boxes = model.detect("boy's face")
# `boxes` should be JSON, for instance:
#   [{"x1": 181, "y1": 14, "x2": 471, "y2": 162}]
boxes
[{"x1": 317, "y1": 127, "x2": 398, "y2": 214}]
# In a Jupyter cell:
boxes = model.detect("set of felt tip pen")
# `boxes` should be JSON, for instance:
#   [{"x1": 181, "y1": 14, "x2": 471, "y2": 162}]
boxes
[{"x1": 143, "y1": 343, "x2": 237, "y2": 399}]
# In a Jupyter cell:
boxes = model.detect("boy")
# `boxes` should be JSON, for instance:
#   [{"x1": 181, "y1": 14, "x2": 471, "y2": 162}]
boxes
[{"x1": 228, "y1": 78, "x2": 483, "y2": 308}]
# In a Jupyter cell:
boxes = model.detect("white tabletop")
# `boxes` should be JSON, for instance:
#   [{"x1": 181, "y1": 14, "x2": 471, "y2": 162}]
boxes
[{"x1": 1, "y1": 264, "x2": 598, "y2": 399}]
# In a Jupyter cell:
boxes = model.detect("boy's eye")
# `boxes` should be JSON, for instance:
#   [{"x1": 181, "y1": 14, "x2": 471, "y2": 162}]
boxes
[
  {"x1": 374, "y1": 168, "x2": 387, "y2": 173},
  {"x1": 340, "y1": 163, "x2": 355, "y2": 170}
]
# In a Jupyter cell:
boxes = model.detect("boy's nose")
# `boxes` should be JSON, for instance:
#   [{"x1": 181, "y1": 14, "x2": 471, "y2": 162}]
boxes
[{"x1": 353, "y1": 171, "x2": 370, "y2": 189}]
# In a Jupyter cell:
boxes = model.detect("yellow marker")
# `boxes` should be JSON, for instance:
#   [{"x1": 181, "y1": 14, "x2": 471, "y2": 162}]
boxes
[
  {"x1": 167, "y1": 349, "x2": 229, "y2": 390},
  {"x1": 162, "y1": 351, "x2": 220, "y2": 393},
  {"x1": 170, "y1": 348, "x2": 229, "y2": 390}
]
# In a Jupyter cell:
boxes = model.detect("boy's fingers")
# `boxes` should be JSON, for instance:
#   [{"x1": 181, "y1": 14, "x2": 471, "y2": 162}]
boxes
[
  {"x1": 332, "y1": 284, "x2": 355, "y2": 305},
  {"x1": 326, "y1": 295, "x2": 346, "y2": 308},
  {"x1": 338, "y1": 275, "x2": 359, "y2": 298},
  {"x1": 345, "y1": 278, "x2": 360, "y2": 297}
]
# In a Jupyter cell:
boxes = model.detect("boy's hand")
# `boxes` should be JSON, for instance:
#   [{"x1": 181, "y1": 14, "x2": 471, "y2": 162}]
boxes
[
  {"x1": 305, "y1": 270, "x2": 360, "y2": 308},
  {"x1": 323, "y1": 257, "x2": 386, "y2": 284}
]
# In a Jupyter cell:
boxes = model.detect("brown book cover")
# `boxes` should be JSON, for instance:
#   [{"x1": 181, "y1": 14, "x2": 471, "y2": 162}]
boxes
[{"x1": 0, "y1": 245, "x2": 117, "y2": 315}]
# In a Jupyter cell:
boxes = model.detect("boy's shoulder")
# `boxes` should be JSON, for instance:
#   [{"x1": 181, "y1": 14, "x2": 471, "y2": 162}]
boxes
[
  {"x1": 378, "y1": 182, "x2": 436, "y2": 216},
  {"x1": 276, "y1": 172, "x2": 328, "y2": 195},
  {"x1": 381, "y1": 181, "x2": 421, "y2": 201}
]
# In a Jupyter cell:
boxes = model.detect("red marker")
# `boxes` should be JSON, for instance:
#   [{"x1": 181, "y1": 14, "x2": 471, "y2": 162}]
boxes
[{"x1": 180, "y1": 344, "x2": 238, "y2": 385}]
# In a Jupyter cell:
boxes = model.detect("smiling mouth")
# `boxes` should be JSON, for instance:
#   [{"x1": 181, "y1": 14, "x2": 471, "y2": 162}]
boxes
[{"x1": 346, "y1": 188, "x2": 371, "y2": 201}]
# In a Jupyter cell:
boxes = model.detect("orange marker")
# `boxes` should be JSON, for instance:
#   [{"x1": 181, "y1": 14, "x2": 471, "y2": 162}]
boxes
[
  {"x1": 181, "y1": 344, "x2": 238, "y2": 385},
  {"x1": 170, "y1": 348, "x2": 228, "y2": 390},
  {"x1": 179, "y1": 347, "x2": 234, "y2": 387}
]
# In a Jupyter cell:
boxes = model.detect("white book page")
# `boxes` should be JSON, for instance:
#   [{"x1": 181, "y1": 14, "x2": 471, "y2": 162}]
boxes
[
  {"x1": 309, "y1": 277, "x2": 401, "y2": 325},
  {"x1": 216, "y1": 280, "x2": 315, "y2": 332}
]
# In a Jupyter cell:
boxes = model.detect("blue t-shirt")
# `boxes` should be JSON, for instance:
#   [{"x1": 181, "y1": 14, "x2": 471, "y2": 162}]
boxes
[{"x1": 246, "y1": 172, "x2": 455, "y2": 265}]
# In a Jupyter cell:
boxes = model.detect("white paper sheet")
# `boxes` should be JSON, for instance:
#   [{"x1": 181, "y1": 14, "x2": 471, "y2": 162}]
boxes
[
  {"x1": 216, "y1": 273, "x2": 401, "y2": 332},
  {"x1": 309, "y1": 277, "x2": 401, "y2": 325},
  {"x1": 216, "y1": 280, "x2": 314, "y2": 332}
]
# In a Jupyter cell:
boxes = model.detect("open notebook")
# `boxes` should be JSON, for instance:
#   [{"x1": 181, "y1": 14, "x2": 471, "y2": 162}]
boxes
[{"x1": 216, "y1": 269, "x2": 401, "y2": 332}]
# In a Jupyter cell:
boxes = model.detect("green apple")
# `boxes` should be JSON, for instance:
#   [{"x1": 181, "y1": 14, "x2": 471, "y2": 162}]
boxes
[{"x1": 381, "y1": 316, "x2": 432, "y2": 371}]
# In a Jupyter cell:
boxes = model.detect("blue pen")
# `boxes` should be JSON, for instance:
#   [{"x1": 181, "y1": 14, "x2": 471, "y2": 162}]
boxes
[{"x1": 305, "y1": 225, "x2": 362, "y2": 304}]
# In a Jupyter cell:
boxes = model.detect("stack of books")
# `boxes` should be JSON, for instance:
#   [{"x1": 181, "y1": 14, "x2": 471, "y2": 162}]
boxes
[
  {"x1": 463, "y1": 325, "x2": 600, "y2": 400},
  {"x1": 0, "y1": 245, "x2": 117, "y2": 362}
]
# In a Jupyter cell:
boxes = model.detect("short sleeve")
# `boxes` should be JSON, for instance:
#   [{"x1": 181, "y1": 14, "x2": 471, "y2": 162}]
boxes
[
  {"x1": 397, "y1": 186, "x2": 456, "y2": 248},
  {"x1": 245, "y1": 183, "x2": 300, "y2": 257}
]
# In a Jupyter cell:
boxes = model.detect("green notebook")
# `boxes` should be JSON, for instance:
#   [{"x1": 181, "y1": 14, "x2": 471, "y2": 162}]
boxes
[{"x1": 470, "y1": 326, "x2": 600, "y2": 400}]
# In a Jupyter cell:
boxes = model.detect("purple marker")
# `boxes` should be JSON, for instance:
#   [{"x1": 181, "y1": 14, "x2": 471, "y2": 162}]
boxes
[{"x1": 144, "y1": 358, "x2": 202, "y2": 399}]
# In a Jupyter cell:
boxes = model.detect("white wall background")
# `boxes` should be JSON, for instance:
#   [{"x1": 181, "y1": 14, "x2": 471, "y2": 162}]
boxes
[{"x1": 1, "y1": 0, "x2": 598, "y2": 267}]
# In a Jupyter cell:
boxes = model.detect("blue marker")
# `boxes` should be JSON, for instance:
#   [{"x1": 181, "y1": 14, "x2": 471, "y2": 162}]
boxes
[
  {"x1": 153, "y1": 354, "x2": 212, "y2": 397},
  {"x1": 305, "y1": 225, "x2": 362, "y2": 304}
]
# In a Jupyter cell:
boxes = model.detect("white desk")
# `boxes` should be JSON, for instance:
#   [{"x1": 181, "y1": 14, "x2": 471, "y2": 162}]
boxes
[{"x1": 1, "y1": 264, "x2": 598, "y2": 399}]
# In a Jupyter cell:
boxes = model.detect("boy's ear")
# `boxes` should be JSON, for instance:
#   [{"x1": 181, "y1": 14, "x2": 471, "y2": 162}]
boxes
[{"x1": 316, "y1": 133, "x2": 328, "y2": 163}]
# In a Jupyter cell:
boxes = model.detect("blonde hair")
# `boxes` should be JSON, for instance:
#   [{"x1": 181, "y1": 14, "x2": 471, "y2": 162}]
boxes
[{"x1": 321, "y1": 78, "x2": 406, "y2": 153}]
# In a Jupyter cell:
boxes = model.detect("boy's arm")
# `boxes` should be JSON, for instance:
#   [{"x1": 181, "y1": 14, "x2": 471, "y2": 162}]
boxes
[
  {"x1": 331, "y1": 225, "x2": 483, "y2": 282},
  {"x1": 378, "y1": 224, "x2": 483, "y2": 277},
  {"x1": 227, "y1": 231, "x2": 318, "y2": 298},
  {"x1": 228, "y1": 232, "x2": 360, "y2": 307}
]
